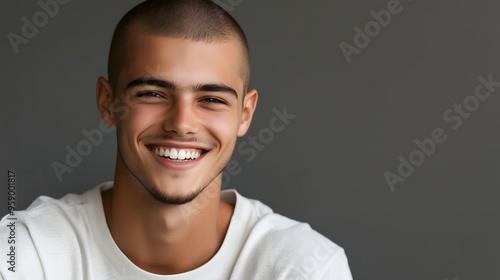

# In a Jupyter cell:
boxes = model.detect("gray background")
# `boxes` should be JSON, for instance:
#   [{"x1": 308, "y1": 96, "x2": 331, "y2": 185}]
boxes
[{"x1": 1, "y1": 0, "x2": 499, "y2": 279}]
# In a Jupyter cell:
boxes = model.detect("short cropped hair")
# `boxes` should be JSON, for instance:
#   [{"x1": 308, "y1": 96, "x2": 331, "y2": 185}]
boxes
[{"x1": 107, "y1": 0, "x2": 250, "y2": 94}]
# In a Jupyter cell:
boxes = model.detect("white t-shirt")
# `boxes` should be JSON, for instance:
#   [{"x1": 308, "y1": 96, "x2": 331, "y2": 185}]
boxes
[{"x1": 0, "y1": 182, "x2": 353, "y2": 280}]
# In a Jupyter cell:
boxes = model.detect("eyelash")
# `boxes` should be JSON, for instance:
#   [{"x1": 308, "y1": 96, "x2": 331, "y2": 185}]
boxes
[
  {"x1": 135, "y1": 92, "x2": 226, "y2": 105},
  {"x1": 136, "y1": 91, "x2": 162, "y2": 98},
  {"x1": 202, "y1": 97, "x2": 226, "y2": 104}
]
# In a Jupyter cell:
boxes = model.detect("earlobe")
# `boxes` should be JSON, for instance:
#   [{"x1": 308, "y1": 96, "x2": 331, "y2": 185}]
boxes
[
  {"x1": 237, "y1": 89, "x2": 258, "y2": 137},
  {"x1": 96, "y1": 77, "x2": 116, "y2": 127}
]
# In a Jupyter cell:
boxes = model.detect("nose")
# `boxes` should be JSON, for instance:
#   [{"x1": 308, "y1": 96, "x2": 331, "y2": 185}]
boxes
[{"x1": 163, "y1": 98, "x2": 199, "y2": 136}]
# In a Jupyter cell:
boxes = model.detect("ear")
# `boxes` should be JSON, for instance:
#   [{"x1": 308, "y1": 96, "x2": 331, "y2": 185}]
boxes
[
  {"x1": 237, "y1": 88, "x2": 258, "y2": 137},
  {"x1": 96, "y1": 76, "x2": 116, "y2": 127}
]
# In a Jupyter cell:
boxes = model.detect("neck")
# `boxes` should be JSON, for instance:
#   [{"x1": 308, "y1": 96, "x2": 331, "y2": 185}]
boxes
[{"x1": 102, "y1": 160, "x2": 234, "y2": 274}]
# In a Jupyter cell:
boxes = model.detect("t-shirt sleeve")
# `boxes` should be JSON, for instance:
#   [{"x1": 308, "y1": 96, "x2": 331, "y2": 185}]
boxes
[
  {"x1": 233, "y1": 213, "x2": 354, "y2": 280},
  {"x1": 315, "y1": 248, "x2": 353, "y2": 280}
]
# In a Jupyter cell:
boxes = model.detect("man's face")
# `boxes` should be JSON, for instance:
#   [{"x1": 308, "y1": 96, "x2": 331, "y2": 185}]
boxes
[{"x1": 99, "y1": 34, "x2": 256, "y2": 204}]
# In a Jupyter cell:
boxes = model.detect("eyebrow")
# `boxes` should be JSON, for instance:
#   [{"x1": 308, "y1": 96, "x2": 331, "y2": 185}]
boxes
[
  {"x1": 195, "y1": 84, "x2": 238, "y2": 98},
  {"x1": 126, "y1": 77, "x2": 238, "y2": 98},
  {"x1": 127, "y1": 78, "x2": 175, "y2": 90}
]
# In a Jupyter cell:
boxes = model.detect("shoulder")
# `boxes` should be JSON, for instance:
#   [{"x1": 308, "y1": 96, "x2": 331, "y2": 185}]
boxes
[
  {"x1": 232, "y1": 193, "x2": 353, "y2": 279},
  {"x1": 4, "y1": 183, "x2": 102, "y2": 230},
  {"x1": 0, "y1": 183, "x2": 108, "y2": 279}
]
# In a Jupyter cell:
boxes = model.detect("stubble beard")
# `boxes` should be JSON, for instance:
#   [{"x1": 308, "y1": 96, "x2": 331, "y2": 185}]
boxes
[
  {"x1": 142, "y1": 169, "x2": 224, "y2": 205},
  {"x1": 121, "y1": 149, "x2": 231, "y2": 205}
]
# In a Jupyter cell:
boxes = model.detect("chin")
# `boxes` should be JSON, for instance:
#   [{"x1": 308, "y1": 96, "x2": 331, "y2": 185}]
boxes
[{"x1": 142, "y1": 181, "x2": 207, "y2": 205}]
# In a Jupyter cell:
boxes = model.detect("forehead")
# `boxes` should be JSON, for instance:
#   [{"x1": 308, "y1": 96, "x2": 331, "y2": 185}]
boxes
[{"x1": 117, "y1": 33, "x2": 244, "y2": 93}]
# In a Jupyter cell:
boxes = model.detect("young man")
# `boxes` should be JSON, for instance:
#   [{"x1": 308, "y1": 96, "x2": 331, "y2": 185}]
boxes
[{"x1": 0, "y1": 0, "x2": 353, "y2": 279}]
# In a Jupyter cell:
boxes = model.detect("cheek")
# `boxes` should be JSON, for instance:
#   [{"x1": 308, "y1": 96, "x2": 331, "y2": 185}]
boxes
[
  {"x1": 201, "y1": 111, "x2": 239, "y2": 144},
  {"x1": 117, "y1": 105, "x2": 165, "y2": 139}
]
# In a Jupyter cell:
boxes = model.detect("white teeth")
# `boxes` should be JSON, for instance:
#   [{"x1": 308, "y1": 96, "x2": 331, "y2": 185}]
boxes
[
  {"x1": 152, "y1": 147, "x2": 202, "y2": 160},
  {"x1": 170, "y1": 148, "x2": 178, "y2": 159},
  {"x1": 178, "y1": 150, "x2": 186, "y2": 160}
]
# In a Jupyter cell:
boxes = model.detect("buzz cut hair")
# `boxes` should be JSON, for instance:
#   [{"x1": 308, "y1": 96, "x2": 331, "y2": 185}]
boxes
[{"x1": 107, "y1": 0, "x2": 250, "y2": 93}]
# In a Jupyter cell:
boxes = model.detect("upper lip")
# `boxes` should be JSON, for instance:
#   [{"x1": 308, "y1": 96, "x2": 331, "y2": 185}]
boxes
[{"x1": 146, "y1": 141, "x2": 211, "y2": 151}]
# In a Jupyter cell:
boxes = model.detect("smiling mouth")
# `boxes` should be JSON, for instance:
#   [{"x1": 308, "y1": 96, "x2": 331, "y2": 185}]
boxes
[{"x1": 148, "y1": 145, "x2": 207, "y2": 161}]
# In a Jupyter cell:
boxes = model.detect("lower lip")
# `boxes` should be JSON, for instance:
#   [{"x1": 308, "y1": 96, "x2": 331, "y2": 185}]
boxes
[{"x1": 150, "y1": 149, "x2": 206, "y2": 171}]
